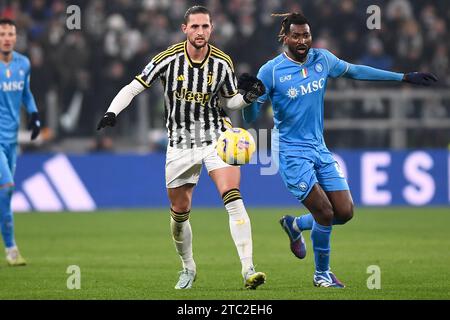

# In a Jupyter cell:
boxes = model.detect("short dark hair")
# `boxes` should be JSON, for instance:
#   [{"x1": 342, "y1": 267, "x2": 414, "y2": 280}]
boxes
[
  {"x1": 184, "y1": 5, "x2": 212, "y2": 24},
  {"x1": 272, "y1": 12, "x2": 310, "y2": 42},
  {"x1": 0, "y1": 18, "x2": 16, "y2": 27}
]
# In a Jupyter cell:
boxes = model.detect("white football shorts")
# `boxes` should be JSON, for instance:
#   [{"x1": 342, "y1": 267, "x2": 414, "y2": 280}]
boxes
[{"x1": 165, "y1": 143, "x2": 231, "y2": 188}]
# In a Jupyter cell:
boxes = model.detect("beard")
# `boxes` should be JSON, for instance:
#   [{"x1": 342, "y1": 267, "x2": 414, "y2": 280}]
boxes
[
  {"x1": 288, "y1": 45, "x2": 310, "y2": 62},
  {"x1": 189, "y1": 37, "x2": 207, "y2": 49}
]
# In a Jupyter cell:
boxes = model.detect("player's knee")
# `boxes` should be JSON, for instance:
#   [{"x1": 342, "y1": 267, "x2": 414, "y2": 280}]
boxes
[
  {"x1": 171, "y1": 203, "x2": 191, "y2": 214},
  {"x1": 170, "y1": 197, "x2": 191, "y2": 212},
  {"x1": 335, "y1": 202, "x2": 354, "y2": 224},
  {"x1": 170, "y1": 199, "x2": 191, "y2": 216},
  {"x1": 343, "y1": 204, "x2": 354, "y2": 223},
  {"x1": 315, "y1": 203, "x2": 334, "y2": 226}
]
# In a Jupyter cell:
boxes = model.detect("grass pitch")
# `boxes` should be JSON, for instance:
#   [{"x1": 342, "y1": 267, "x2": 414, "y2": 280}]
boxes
[{"x1": 1, "y1": 208, "x2": 449, "y2": 300}]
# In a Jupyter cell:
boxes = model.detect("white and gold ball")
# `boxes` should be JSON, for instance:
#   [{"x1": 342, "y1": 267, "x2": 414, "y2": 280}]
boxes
[{"x1": 216, "y1": 128, "x2": 256, "y2": 165}]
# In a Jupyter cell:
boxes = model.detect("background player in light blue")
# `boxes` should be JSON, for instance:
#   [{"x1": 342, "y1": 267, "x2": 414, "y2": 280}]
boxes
[
  {"x1": 0, "y1": 18, "x2": 40, "y2": 266},
  {"x1": 240, "y1": 12, "x2": 437, "y2": 287}
]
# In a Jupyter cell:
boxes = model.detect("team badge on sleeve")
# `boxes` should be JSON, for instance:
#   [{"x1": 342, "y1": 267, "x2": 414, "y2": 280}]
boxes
[{"x1": 143, "y1": 62, "x2": 154, "y2": 76}]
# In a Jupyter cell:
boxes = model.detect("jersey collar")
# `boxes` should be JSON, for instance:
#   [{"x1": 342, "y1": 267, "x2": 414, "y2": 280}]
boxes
[
  {"x1": 184, "y1": 41, "x2": 211, "y2": 69},
  {"x1": 282, "y1": 50, "x2": 313, "y2": 66}
]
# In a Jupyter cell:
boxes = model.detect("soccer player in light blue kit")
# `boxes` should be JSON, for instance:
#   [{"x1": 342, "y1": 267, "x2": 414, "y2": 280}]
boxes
[
  {"x1": 0, "y1": 18, "x2": 41, "y2": 266},
  {"x1": 240, "y1": 12, "x2": 437, "y2": 287}
]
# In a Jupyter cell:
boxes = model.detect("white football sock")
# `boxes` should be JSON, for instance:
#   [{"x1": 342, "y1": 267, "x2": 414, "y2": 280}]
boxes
[
  {"x1": 170, "y1": 217, "x2": 196, "y2": 272},
  {"x1": 225, "y1": 199, "x2": 254, "y2": 274}
]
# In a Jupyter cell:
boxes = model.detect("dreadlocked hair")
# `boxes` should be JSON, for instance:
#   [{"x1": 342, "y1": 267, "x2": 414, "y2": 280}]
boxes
[{"x1": 271, "y1": 12, "x2": 310, "y2": 42}]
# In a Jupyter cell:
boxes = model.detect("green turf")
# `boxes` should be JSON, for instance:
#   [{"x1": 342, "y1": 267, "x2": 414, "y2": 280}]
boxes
[{"x1": 0, "y1": 208, "x2": 449, "y2": 299}]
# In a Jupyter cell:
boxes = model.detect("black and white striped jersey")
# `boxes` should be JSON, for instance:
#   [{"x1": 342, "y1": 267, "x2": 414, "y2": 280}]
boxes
[{"x1": 135, "y1": 41, "x2": 237, "y2": 148}]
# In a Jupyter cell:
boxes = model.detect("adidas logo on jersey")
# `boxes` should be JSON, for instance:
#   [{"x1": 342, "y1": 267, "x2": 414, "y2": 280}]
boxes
[{"x1": 177, "y1": 75, "x2": 185, "y2": 81}]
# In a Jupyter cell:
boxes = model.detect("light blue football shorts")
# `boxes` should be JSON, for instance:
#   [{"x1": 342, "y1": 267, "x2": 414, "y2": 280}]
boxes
[{"x1": 278, "y1": 146, "x2": 349, "y2": 202}]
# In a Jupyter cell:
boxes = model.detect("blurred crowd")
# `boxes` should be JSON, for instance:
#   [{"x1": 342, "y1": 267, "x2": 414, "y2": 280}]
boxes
[{"x1": 1, "y1": 0, "x2": 449, "y2": 150}]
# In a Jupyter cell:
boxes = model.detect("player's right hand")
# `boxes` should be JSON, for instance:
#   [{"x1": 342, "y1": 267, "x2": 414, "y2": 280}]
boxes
[{"x1": 97, "y1": 112, "x2": 117, "y2": 130}]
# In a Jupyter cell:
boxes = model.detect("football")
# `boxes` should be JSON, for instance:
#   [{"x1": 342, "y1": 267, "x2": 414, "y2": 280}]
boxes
[{"x1": 216, "y1": 128, "x2": 256, "y2": 165}]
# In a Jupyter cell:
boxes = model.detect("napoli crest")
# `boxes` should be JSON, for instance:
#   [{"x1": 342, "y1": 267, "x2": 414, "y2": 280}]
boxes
[
  {"x1": 315, "y1": 63, "x2": 324, "y2": 73},
  {"x1": 299, "y1": 181, "x2": 308, "y2": 192}
]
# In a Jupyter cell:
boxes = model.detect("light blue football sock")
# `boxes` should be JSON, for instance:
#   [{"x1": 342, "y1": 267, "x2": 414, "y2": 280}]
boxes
[
  {"x1": 0, "y1": 187, "x2": 15, "y2": 248},
  {"x1": 311, "y1": 221, "x2": 332, "y2": 272},
  {"x1": 295, "y1": 213, "x2": 314, "y2": 231},
  {"x1": 295, "y1": 213, "x2": 346, "y2": 231}
]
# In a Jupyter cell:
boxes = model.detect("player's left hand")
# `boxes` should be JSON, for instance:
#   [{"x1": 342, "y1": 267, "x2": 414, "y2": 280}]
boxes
[
  {"x1": 403, "y1": 72, "x2": 438, "y2": 86},
  {"x1": 28, "y1": 112, "x2": 41, "y2": 140},
  {"x1": 238, "y1": 73, "x2": 266, "y2": 104}
]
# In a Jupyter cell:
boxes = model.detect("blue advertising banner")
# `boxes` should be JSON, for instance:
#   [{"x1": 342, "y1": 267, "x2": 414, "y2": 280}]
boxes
[{"x1": 11, "y1": 150, "x2": 450, "y2": 211}]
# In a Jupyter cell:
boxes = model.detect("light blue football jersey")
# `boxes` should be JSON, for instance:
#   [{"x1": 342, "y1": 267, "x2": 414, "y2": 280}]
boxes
[
  {"x1": 0, "y1": 51, "x2": 37, "y2": 143},
  {"x1": 257, "y1": 48, "x2": 348, "y2": 151}
]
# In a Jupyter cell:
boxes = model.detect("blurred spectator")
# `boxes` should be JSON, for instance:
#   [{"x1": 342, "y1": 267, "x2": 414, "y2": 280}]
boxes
[
  {"x1": 0, "y1": 0, "x2": 447, "y2": 149},
  {"x1": 360, "y1": 37, "x2": 393, "y2": 70}
]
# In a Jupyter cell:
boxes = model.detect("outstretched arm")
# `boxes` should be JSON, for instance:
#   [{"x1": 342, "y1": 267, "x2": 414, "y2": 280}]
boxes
[
  {"x1": 323, "y1": 49, "x2": 438, "y2": 86},
  {"x1": 342, "y1": 63, "x2": 438, "y2": 86},
  {"x1": 98, "y1": 49, "x2": 171, "y2": 130},
  {"x1": 343, "y1": 63, "x2": 403, "y2": 81},
  {"x1": 97, "y1": 79, "x2": 145, "y2": 130},
  {"x1": 106, "y1": 79, "x2": 145, "y2": 115}
]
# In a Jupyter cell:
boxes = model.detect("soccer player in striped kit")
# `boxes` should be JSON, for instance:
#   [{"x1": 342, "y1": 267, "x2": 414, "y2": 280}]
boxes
[
  {"x1": 97, "y1": 6, "x2": 266, "y2": 289},
  {"x1": 0, "y1": 18, "x2": 41, "y2": 266}
]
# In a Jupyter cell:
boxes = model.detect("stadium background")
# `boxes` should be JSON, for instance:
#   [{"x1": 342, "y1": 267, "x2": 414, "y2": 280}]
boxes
[
  {"x1": 5, "y1": 0, "x2": 449, "y2": 149},
  {"x1": 0, "y1": 0, "x2": 449, "y2": 300},
  {"x1": 3, "y1": 0, "x2": 449, "y2": 210}
]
